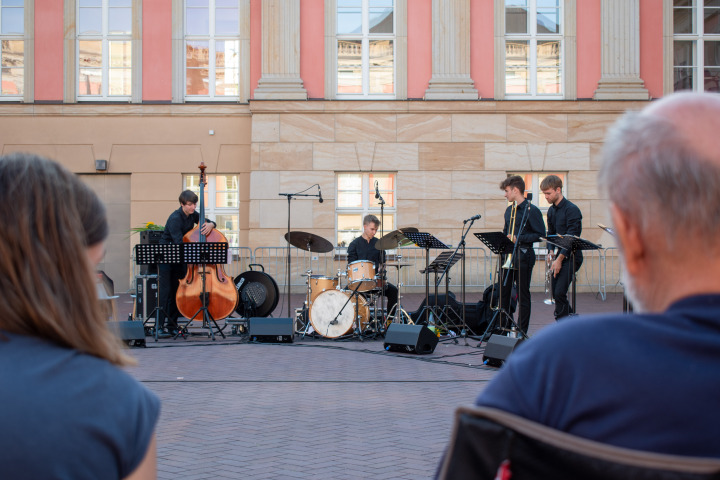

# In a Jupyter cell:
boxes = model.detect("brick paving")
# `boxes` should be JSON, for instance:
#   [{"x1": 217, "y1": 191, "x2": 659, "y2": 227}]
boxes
[{"x1": 119, "y1": 291, "x2": 625, "y2": 479}]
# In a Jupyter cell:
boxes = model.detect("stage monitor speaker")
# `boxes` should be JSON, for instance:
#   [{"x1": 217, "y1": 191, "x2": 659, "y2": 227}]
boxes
[
  {"x1": 108, "y1": 320, "x2": 146, "y2": 347},
  {"x1": 249, "y1": 317, "x2": 294, "y2": 343},
  {"x1": 482, "y1": 334, "x2": 524, "y2": 367},
  {"x1": 384, "y1": 324, "x2": 438, "y2": 354}
]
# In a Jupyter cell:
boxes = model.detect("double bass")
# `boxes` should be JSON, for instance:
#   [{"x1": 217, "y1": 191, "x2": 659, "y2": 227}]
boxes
[{"x1": 176, "y1": 162, "x2": 238, "y2": 323}]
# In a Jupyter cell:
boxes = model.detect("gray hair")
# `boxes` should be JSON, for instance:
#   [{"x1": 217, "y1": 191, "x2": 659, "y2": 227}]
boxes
[{"x1": 599, "y1": 110, "x2": 720, "y2": 249}]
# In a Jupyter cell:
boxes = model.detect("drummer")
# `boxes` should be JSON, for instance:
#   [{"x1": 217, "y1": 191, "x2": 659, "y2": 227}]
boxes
[{"x1": 346, "y1": 215, "x2": 398, "y2": 317}]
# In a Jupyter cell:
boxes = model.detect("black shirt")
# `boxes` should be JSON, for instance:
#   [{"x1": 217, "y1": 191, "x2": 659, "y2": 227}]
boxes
[
  {"x1": 347, "y1": 235, "x2": 385, "y2": 269},
  {"x1": 503, "y1": 199, "x2": 546, "y2": 249},
  {"x1": 547, "y1": 197, "x2": 583, "y2": 259},
  {"x1": 160, "y1": 207, "x2": 214, "y2": 245}
]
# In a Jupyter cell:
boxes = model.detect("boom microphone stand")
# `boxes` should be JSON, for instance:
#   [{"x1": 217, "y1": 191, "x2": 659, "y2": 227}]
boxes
[{"x1": 375, "y1": 180, "x2": 387, "y2": 323}]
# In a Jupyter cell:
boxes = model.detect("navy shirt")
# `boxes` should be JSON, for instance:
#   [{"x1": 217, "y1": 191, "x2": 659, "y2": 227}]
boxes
[
  {"x1": 546, "y1": 196, "x2": 583, "y2": 259},
  {"x1": 476, "y1": 294, "x2": 720, "y2": 457},
  {"x1": 503, "y1": 199, "x2": 546, "y2": 248}
]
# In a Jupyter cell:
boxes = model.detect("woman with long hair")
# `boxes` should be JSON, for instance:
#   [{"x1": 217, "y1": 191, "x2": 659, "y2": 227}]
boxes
[{"x1": 0, "y1": 153, "x2": 160, "y2": 480}]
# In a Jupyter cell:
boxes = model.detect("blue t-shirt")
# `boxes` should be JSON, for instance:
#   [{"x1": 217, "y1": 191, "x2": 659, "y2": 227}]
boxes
[
  {"x1": 0, "y1": 332, "x2": 161, "y2": 479},
  {"x1": 477, "y1": 294, "x2": 720, "y2": 457}
]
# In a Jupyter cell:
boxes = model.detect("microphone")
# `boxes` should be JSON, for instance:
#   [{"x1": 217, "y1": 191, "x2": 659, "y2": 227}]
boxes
[
  {"x1": 464, "y1": 214, "x2": 481, "y2": 223},
  {"x1": 329, "y1": 319, "x2": 338, "y2": 325},
  {"x1": 318, "y1": 185, "x2": 324, "y2": 203},
  {"x1": 374, "y1": 180, "x2": 380, "y2": 199}
]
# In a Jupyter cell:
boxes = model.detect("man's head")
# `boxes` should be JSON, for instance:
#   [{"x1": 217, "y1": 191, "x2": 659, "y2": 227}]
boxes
[
  {"x1": 179, "y1": 190, "x2": 199, "y2": 216},
  {"x1": 500, "y1": 175, "x2": 526, "y2": 203},
  {"x1": 362, "y1": 214, "x2": 380, "y2": 239},
  {"x1": 600, "y1": 92, "x2": 720, "y2": 312},
  {"x1": 540, "y1": 175, "x2": 563, "y2": 206}
]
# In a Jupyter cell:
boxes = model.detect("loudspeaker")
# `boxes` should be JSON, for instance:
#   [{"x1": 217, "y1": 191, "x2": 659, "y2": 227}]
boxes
[
  {"x1": 108, "y1": 320, "x2": 146, "y2": 347},
  {"x1": 249, "y1": 317, "x2": 294, "y2": 343},
  {"x1": 139, "y1": 231, "x2": 163, "y2": 275},
  {"x1": 135, "y1": 275, "x2": 158, "y2": 321},
  {"x1": 482, "y1": 334, "x2": 524, "y2": 367},
  {"x1": 383, "y1": 324, "x2": 438, "y2": 354}
]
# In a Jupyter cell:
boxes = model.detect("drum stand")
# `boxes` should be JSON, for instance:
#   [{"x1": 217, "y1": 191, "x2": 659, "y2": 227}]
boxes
[{"x1": 385, "y1": 260, "x2": 413, "y2": 326}]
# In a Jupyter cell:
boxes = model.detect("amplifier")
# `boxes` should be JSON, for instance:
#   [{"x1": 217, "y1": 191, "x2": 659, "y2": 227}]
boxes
[{"x1": 135, "y1": 275, "x2": 158, "y2": 322}]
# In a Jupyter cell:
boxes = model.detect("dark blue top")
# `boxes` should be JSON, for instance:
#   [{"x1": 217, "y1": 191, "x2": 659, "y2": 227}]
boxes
[
  {"x1": 547, "y1": 196, "x2": 583, "y2": 259},
  {"x1": 476, "y1": 294, "x2": 720, "y2": 457},
  {"x1": 503, "y1": 199, "x2": 546, "y2": 248},
  {"x1": 0, "y1": 332, "x2": 161, "y2": 479}
]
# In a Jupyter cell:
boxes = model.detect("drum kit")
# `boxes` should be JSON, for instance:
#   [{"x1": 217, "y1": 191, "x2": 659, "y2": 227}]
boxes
[{"x1": 285, "y1": 228, "x2": 418, "y2": 340}]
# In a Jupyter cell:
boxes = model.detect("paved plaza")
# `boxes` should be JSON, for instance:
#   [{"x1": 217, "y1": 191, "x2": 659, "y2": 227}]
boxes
[{"x1": 120, "y1": 291, "x2": 624, "y2": 479}]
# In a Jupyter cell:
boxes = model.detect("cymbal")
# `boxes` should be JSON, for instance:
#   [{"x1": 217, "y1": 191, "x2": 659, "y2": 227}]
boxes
[
  {"x1": 374, "y1": 227, "x2": 419, "y2": 250},
  {"x1": 384, "y1": 262, "x2": 413, "y2": 268},
  {"x1": 284, "y1": 231, "x2": 334, "y2": 253}
]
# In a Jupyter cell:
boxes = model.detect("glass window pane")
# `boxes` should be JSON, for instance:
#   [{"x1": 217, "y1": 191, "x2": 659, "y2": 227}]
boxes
[
  {"x1": 537, "y1": 8, "x2": 559, "y2": 34},
  {"x1": 79, "y1": 0, "x2": 101, "y2": 6},
  {"x1": 674, "y1": 6, "x2": 695, "y2": 34},
  {"x1": 79, "y1": 68, "x2": 102, "y2": 95},
  {"x1": 337, "y1": 192, "x2": 362, "y2": 208},
  {"x1": 338, "y1": 173, "x2": 362, "y2": 191},
  {"x1": 705, "y1": 40, "x2": 720, "y2": 66},
  {"x1": 186, "y1": 68, "x2": 209, "y2": 95},
  {"x1": 537, "y1": 68, "x2": 561, "y2": 94},
  {"x1": 215, "y1": 68, "x2": 239, "y2": 95},
  {"x1": 338, "y1": 0, "x2": 362, "y2": 6},
  {"x1": 109, "y1": 41, "x2": 131, "y2": 67},
  {"x1": 673, "y1": 0, "x2": 691, "y2": 6},
  {"x1": 674, "y1": 40, "x2": 695, "y2": 67},
  {"x1": 187, "y1": 7, "x2": 210, "y2": 35},
  {"x1": 0, "y1": 67, "x2": 23, "y2": 95},
  {"x1": 79, "y1": 40, "x2": 102, "y2": 67},
  {"x1": 537, "y1": 40, "x2": 560, "y2": 66},
  {"x1": 216, "y1": 192, "x2": 239, "y2": 208},
  {"x1": 537, "y1": 0, "x2": 559, "y2": 7},
  {"x1": 338, "y1": 214, "x2": 362, "y2": 231},
  {"x1": 369, "y1": 40, "x2": 393, "y2": 94},
  {"x1": 109, "y1": 68, "x2": 131, "y2": 95},
  {"x1": 1, "y1": 40, "x2": 23, "y2": 67},
  {"x1": 78, "y1": 7, "x2": 102, "y2": 35},
  {"x1": 506, "y1": 40, "x2": 529, "y2": 94},
  {"x1": 1, "y1": 7, "x2": 23, "y2": 35},
  {"x1": 506, "y1": 1, "x2": 528, "y2": 34},
  {"x1": 216, "y1": 0, "x2": 237, "y2": 6},
  {"x1": 186, "y1": 40, "x2": 210, "y2": 68},
  {"x1": 109, "y1": 7, "x2": 132, "y2": 35},
  {"x1": 370, "y1": 0, "x2": 394, "y2": 6},
  {"x1": 187, "y1": 0, "x2": 209, "y2": 7},
  {"x1": 216, "y1": 7, "x2": 239, "y2": 35},
  {"x1": 369, "y1": 8, "x2": 393, "y2": 34},
  {"x1": 215, "y1": 40, "x2": 239, "y2": 68},
  {"x1": 704, "y1": 68, "x2": 720, "y2": 91},
  {"x1": 338, "y1": 8, "x2": 362, "y2": 34},
  {"x1": 373, "y1": 214, "x2": 394, "y2": 232},
  {"x1": 215, "y1": 214, "x2": 238, "y2": 232},
  {"x1": 705, "y1": 7, "x2": 720, "y2": 33},
  {"x1": 674, "y1": 67, "x2": 695, "y2": 90},
  {"x1": 109, "y1": 0, "x2": 132, "y2": 6},
  {"x1": 706, "y1": 0, "x2": 720, "y2": 7},
  {"x1": 338, "y1": 40, "x2": 362, "y2": 94}
]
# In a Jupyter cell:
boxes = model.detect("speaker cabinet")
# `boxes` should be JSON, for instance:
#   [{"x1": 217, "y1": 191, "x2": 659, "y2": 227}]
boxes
[
  {"x1": 249, "y1": 317, "x2": 294, "y2": 343},
  {"x1": 482, "y1": 334, "x2": 524, "y2": 367},
  {"x1": 383, "y1": 324, "x2": 438, "y2": 354},
  {"x1": 135, "y1": 275, "x2": 158, "y2": 322},
  {"x1": 108, "y1": 320, "x2": 146, "y2": 347}
]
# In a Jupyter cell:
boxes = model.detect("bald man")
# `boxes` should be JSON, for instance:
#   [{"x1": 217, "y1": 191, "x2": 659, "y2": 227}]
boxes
[{"x1": 456, "y1": 93, "x2": 720, "y2": 458}]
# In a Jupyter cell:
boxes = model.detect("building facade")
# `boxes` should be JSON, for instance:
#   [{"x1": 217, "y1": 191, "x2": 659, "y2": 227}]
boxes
[{"x1": 0, "y1": 0, "x2": 713, "y2": 291}]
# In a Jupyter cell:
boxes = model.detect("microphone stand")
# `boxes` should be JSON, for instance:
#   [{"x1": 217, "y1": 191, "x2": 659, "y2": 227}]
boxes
[
  {"x1": 376, "y1": 185, "x2": 387, "y2": 328},
  {"x1": 503, "y1": 198, "x2": 531, "y2": 338},
  {"x1": 279, "y1": 184, "x2": 321, "y2": 319}
]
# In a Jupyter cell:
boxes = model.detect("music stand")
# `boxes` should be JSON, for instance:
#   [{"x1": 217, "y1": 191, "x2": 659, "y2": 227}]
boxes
[
  {"x1": 420, "y1": 250, "x2": 464, "y2": 340},
  {"x1": 176, "y1": 242, "x2": 230, "y2": 340},
  {"x1": 134, "y1": 243, "x2": 182, "y2": 342},
  {"x1": 403, "y1": 232, "x2": 449, "y2": 324},
  {"x1": 474, "y1": 232, "x2": 525, "y2": 345},
  {"x1": 544, "y1": 235, "x2": 602, "y2": 316}
]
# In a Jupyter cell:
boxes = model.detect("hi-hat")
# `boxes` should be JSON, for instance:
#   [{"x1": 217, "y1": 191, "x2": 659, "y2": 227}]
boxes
[
  {"x1": 374, "y1": 227, "x2": 419, "y2": 250},
  {"x1": 284, "y1": 231, "x2": 334, "y2": 253}
]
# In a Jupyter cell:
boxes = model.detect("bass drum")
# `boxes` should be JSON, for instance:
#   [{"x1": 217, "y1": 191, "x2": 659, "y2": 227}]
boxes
[
  {"x1": 310, "y1": 289, "x2": 369, "y2": 338},
  {"x1": 234, "y1": 271, "x2": 279, "y2": 318}
]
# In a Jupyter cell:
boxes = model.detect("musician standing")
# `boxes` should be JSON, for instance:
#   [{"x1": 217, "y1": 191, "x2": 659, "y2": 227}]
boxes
[
  {"x1": 541, "y1": 175, "x2": 583, "y2": 320},
  {"x1": 346, "y1": 214, "x2": 398, "y2": 317},
  {"x1": 500, "y1": 176, "x2": 546, "y2": 336}
]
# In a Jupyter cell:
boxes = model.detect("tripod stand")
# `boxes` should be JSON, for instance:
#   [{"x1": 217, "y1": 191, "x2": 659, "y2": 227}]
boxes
[
  {"x1": 134, "y1": 243, "x2": 182, "y2": 342},
  {"x1": 474, "y1": 232, "x2": 525, "y2": 347},
  {"x1": 544, "y1": 234, "x2": 602, "y2": 316},
  {"x1": 402, "y1": 231, "x2": 449, "y2": 325},
  {"x1": 176, "y1": 242, "x2": 231, "y2": 340}
]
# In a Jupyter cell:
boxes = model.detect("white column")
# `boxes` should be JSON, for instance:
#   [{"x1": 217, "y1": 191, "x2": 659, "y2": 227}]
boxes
[
  {"x1": 254, "y1": 0, "x2": 307, "y2": 100},
  {"x1": 424, "y1": 0, "x2": 479, "y2": 100},
  {"x1": 593, "y1": 0, "x2": 649, "y2": 100}
]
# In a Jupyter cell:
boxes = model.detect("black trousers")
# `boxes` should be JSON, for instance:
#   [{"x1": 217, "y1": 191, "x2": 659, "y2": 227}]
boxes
[
  {"x1": 379, "y1": 282, "x2": 398, "y2": 316},
  {"x1": 553, "y1": 255, "x2": 583, "y2": 320},
  {"x1": 158, "y1": 263, "x2": 186, "y2": 329},
  {"x1": 500, "y1": 248, "x2": 535, "y2": 335}
]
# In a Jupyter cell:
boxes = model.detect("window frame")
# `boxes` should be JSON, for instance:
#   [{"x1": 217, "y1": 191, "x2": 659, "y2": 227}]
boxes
[
  {"x1": 183, "y1": 173, "x2": 242, "y2": 248},
  {"x1": 325, "y1": 0, "x2": 407, "y2": 100},
  {"x1": 669, "y1": 0, "x2": 720, "y2": 93},
  {"x1": 335, "y1": 172, "x2": 397, "y2": 248},
  {"x1": 0, "y1": 0, "x2": 29, "y2": 102}
]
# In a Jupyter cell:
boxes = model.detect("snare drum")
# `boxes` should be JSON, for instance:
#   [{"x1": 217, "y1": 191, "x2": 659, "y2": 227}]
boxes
[
  {"x1": 310, "y1": 289, "x2": 369, "y2": 338},
  {"x1": 309, "y1": 275, "x2": 338, "y2": 304},
  {"x1": 347, "y1": 260, "x2": 376, "y2": 292}
]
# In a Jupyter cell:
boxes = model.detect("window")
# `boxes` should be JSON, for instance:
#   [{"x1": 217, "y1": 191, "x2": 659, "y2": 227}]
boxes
[
  {"x1": 336, "y1": 0, "x2": 395, "y2": 98},
  {"x1": 673, "y1": 0, "x2": 720, "y2": 92},
  {"x1": 183, "y1": 174, "x2": 241, "y2": 248},
  {"x1": 510, "y1": 172, "x2": 567, "y2": 229},
  {"x1": 504, "y1": 0, "x2": 563, "y2": 98},
  {"x1": 336, "y1": 172, "x2": 396, "y2": 247},
  {"x1": 185, "y1": 0, "x2": 241, "y2": 100},
  {"x1": 77, "y1": 0, "x2": 132, "y2": 100},
  {"x1": 0, "y1": 0, "x2": 24, "y2": 99}
]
